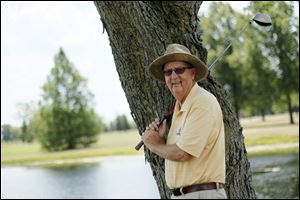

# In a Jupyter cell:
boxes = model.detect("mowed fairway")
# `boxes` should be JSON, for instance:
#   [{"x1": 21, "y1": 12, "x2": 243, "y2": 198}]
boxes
[
  {"x1": 1, "y1": 113, "x2": 299, "y2": 165},
  {"x1": 241, "y1": 113, "x2": 299, "y2": 147},
  {"x1": 1, "y1": 130, "x2": 142, "y2": 164}
]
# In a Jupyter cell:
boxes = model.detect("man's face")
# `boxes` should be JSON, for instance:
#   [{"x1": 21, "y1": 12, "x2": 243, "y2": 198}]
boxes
[{"x1": 164, "y1": 61, "x2": 196, "y2": 103}]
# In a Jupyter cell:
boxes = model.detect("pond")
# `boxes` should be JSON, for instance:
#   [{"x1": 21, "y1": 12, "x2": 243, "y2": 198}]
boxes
[
  {"x1": 1, "y1": 154, "x2": 299, "y2": 199},
  {"x1": 249, "y1": 154, "x2": 299, "y2": 199},
  {"x1": 1, "y1": 155, "x2": 160, "y2": 199}
]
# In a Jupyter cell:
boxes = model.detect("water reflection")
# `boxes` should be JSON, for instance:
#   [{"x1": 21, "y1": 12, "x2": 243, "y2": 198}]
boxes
[
  {"x1": 250, "y1": 154, "x2": 299, "y2": 199},
  {"x1": 2, "y1": 154, "x2": 299, "y2": 199},
  {"x1": 1, "y1": 155, "x2": 160, "y2": 199}
]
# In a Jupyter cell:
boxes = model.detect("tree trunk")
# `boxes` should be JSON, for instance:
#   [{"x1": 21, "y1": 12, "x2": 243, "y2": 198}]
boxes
[
  {"x1": 286, "y1": 92, "x2": 295, "y2": 124},
  {"x1": 261, "y1": 109, "x2": 266, "y2": 122},
  {"x1": 94, "y1": 1, "x2": 257, "y2": 199}
]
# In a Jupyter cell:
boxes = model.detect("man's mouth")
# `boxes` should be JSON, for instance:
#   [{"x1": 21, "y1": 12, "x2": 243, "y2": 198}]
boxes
[
  {"x1": 171, "y1": 82, "x2": 182, "y2": 87},
  {"x1": 172, "y1": 81, "x2": 181, "y2": 84}
]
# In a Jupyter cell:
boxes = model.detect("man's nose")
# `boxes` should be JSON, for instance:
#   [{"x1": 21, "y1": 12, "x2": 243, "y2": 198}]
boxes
[{"x1": 170, "y1": 70, "x2": 178, "y2": 78}]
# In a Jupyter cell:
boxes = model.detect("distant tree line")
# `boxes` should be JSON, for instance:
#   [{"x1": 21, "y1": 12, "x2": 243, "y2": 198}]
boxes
[
  {"x1": 105, "y1": 114, "x2": 136, "y2": 132},
  {"x1": 1, "y1": 113, "x2": 135, "y2": 142},
  {"x1": 1, "y1": 124, "x2": 20, "y2": 142}
]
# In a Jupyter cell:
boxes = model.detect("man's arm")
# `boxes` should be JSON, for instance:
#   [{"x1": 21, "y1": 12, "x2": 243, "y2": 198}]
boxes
[
  {"x1": 151, "y1": 142, "x2": 193, "y2": 162},
  {"x1": 142, "y1": 129, "x2": 192, "y2": 162}
]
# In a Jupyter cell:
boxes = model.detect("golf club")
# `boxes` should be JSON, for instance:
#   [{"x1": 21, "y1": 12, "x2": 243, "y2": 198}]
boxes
[{"x1": 208, "y1": 13, "x2": 272, "y2": 70}]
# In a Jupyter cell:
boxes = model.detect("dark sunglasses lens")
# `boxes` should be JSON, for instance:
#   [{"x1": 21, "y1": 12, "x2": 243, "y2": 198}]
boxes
[
  {"x1": 163, "y1": 67, "x2": 188, "y2": 76},
  {"x1": 164, "y1": 70, "x2": 172, "y2": 76},
  {"x1": 175, "y1": 68, "x2": 185, "y2": 74}
]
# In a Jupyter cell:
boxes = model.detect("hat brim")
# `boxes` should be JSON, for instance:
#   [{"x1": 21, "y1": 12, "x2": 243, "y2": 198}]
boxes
[{"x1": 148, "y1": 53, "x2": 208, "y2": 83}]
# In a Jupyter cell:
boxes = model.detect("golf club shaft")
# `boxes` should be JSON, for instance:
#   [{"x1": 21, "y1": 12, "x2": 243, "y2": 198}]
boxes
[{"x1": 208, "y1": 21, "x2": 251, "y2": 70}]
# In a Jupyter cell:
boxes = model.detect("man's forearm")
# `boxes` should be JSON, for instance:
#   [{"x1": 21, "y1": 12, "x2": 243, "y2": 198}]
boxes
[{"x1": 150, "y1": 143, "x2": 192, "y2": 162}]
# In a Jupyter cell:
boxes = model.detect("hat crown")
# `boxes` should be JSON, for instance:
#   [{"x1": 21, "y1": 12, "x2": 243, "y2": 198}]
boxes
[{"x1": 164, "y1": 44, "x2": 191, "y2": 55}]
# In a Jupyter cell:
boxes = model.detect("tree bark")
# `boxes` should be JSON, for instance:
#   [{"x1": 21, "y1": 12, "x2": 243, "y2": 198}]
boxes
[{"x1": 94, "y1": 1, "x2": 257, "y2": 199}]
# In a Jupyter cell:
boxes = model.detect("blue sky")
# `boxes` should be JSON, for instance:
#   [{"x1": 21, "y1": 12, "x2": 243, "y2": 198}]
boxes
[{"x1": 1, "y1": 1, "x2": 298, "y2": 126}]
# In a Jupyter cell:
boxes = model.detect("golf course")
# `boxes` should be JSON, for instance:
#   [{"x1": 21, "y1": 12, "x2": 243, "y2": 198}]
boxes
[{"x1": 1, "y1": 113, "x2": 298, "y2": 166}]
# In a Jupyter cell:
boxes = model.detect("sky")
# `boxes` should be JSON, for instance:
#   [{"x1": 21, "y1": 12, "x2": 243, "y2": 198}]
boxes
[
  {"x1": 2, "y1": 1, "x2": 127, "y2": 126},
  {"x1": 1, "y1": 1, "x2": 298, "y2": 127}
]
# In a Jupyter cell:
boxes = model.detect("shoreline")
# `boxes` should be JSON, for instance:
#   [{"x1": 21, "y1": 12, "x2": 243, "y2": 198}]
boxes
[
  {"x1": 1, "y1": 153, "x2": 146, "y2": 168},
  {"x1": 2, "y1": 142, "x2": 298, "y2": 168}
]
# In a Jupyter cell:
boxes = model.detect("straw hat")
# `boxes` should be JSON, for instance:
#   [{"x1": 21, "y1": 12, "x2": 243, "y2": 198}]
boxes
[{"x1": 148, "y1": 43, "x2": 208, "y2": 83}]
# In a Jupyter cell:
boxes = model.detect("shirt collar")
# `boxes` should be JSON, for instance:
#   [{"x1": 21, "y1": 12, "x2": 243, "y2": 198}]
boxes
[{"x1": 174, "y1": 83, "x2": 199, "y2": 113}]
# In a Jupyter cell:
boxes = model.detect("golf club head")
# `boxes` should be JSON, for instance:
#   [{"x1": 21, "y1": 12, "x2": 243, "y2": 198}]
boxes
[{"x1": 252, "y1": 13, "x2": 272, "y2": 26}]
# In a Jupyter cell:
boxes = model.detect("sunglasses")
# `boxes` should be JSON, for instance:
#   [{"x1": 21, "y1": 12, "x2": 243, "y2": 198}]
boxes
[{"x1": 163, "y1": 66, "x2": 194, "y2": 76}]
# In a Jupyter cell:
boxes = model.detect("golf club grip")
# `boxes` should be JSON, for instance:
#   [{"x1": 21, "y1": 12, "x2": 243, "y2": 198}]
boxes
[
  {"x1": 134, "y1": 117, "x2": 165, "y2": 151},
  {"x1": 134, "y1": 105, "x2": 175, "y2": 151},
  {"x1": 135, "y1": 140, "x2": 144, "y2": 151}
]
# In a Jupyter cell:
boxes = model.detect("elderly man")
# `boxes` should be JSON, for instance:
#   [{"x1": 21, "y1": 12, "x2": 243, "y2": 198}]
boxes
[{"x1": 142, "y1": 44, "x2": 227, "y2": 199}]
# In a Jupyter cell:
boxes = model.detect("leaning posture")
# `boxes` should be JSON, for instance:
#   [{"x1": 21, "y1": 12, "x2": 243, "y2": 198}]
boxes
[{"x1": 142, "y1": 43, "x2": 227, "y2": 199}]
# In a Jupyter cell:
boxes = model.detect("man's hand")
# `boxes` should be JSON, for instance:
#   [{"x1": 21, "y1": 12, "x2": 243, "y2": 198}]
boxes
[
  {"x1": 142, "y1": 119, "x2": 167, "y2": 151},
  {"x1": 141, "y1": 118, "x2": 192, "y2": 162}
]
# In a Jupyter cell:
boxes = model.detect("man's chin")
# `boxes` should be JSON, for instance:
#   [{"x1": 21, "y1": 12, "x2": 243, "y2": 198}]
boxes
[{"x1": 171, "y1": 87, "x2": 182, "y2": 95}]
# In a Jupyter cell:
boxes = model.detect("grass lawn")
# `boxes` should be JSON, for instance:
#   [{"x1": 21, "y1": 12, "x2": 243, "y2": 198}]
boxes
[
  {"x1": 1, "y1": 130, "x2": 142, "y2": 165},
  {"x1": 1, "y1": 113, "x2": 299, "y2": 165},
  {"x1": 241, "y1": 113, "x2": 299, "y2": 146}
]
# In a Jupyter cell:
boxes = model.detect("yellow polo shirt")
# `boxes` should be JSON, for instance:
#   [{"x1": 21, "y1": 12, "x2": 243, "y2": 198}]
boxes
[{"x1": 165, "y1": 84, "x2": 225, "y2": 189}]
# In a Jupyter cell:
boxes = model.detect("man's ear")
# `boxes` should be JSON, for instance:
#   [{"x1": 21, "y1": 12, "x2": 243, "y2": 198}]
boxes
[{"x1": 192, "y1": 68, "x2": 197, "y2": 80}]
